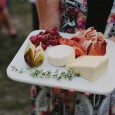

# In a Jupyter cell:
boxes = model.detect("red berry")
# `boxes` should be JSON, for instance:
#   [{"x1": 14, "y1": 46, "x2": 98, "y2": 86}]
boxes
[
  {"x1": 45, "y1": 41, "x2": 50, "y2": 46},
  {"x1": 35, "y1": 41, "x2": 40, "y2": 46},
  {"x1": 52, "y1": 27, "x2": 57, "y2": 32},
  {"x1": 51, "y1": 31, "x2": 57, "y2": 35},
  {"x1": 37, "y1": 35, "x2": 46, "y2": 42},
  {"x1": 49, "y1": 35, "x2": 53, "y2": 40},
  {"x1": 41, "y1": 43, "x2": 47, "y2": 50},
  {"x1": 49, "y1": 40, "x2": 58, "y2": 46},
  {"x1": 38, "y1": 31, "x2": 44, "y2": 35},
  {"x1": 44, "y1": 29, "x2": 50, "y2": 34},
  {"x1": 30, "y1": 35, "x2": 38, "y2": 44},
  {"x1": 56, "y1": 39, "x2": 60, "y2": 45}
]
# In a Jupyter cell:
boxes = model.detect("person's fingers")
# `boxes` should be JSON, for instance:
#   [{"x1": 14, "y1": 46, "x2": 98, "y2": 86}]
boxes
[{"x1": 82, "y1": 92, "x2": 91, "y2": 96}]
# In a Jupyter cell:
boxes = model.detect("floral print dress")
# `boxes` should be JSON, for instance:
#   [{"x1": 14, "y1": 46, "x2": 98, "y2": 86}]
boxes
[{"x1": 31, "y1": 0, "x2": 115, "y2": 115}]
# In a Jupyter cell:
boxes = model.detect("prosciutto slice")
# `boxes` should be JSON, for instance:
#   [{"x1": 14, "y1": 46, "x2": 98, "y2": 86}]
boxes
[{"x1": 59, "y1": 27, "x2": 107, "y2": 57}]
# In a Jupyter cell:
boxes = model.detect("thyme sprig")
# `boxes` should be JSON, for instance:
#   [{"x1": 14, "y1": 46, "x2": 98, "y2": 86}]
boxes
[
  {"x1": 11, "y1": 65, "x2": 24, "y2": 73},
  {"x1": 11, "y1": 65, "x2": 80, "y2": 81}
]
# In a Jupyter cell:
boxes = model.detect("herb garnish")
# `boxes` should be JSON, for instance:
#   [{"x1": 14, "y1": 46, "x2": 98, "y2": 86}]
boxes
[{"x1": 11, "y1": 65, "x2": 80, "y2": 81}]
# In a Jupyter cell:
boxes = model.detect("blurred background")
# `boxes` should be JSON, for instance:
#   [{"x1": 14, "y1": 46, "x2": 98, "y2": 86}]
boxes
[{"x1": 0, "y1": 0, "x2": 34, "y2": 114}]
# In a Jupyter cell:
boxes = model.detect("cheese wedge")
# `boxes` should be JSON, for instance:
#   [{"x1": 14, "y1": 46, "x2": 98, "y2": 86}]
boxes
[
  {"x1": 47, "y1": 45, "x2": 75, "y2": 67},
  {"x1": 66, "y1": 56, "x2": 109, "y2": 82}
]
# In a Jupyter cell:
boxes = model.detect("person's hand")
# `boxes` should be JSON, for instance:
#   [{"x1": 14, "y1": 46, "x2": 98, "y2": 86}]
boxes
[{"x1": 109, "y1": 36, "x2": 115, "y2": 42}]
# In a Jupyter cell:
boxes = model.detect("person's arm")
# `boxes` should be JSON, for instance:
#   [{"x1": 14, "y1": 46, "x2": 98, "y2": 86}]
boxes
[{"x1": 36, "y1": 0, "x2": 61, "y2": 30}]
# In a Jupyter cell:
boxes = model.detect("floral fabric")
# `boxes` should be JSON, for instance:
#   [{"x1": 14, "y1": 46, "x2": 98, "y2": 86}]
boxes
[
  {"x1": 105, "y1": 0, "x2": 115, "y2": 38},
  {"x1": 31, "y1": 85, "x2": 113, "y2": 115},
  {"x1": 31, "y1": 0, "x2": 115, "y2": 115},
  {"x1": 60, "y1": 0, "x2": 87, "y2": 33}
]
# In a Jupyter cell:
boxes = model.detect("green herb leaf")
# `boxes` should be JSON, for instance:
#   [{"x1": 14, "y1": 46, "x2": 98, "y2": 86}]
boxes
[{"x1": 11, "y1": 65, "x2": 80, "y2": 81}]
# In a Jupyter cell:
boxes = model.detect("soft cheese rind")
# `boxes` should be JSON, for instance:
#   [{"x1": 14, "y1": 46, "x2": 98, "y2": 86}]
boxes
[
  {"x1": 66, "y1": 56, "x2": 109, "y2": 82},
  {"x1": 47, "y1": 45, "x2": 75, "y2": 67}
]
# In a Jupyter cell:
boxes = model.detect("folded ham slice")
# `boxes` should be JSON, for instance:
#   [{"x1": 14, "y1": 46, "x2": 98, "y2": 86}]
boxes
[{"x1": 59, "y1": 27, "x2": 107, "y2": 57}]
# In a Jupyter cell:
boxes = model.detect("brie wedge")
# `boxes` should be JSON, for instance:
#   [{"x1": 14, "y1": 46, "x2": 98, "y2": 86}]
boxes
[
  {"x1": 47, "y1": 45, "x2": 75, "y2": 67},
  {"x1": 66, "y1": 56, "x2": 109, "y2": 82}
]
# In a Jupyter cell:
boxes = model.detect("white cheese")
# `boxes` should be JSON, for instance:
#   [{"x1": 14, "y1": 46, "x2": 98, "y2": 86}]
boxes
[
  {"x1": 66, "y1": 56, "x2": 109, "y2": 82},
  {"x1": 47, "y1": 45, "x2": 75, "y2": 67}
]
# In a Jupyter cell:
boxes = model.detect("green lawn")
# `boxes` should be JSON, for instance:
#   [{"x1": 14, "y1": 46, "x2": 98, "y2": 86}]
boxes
[{"x1": 0, "y1": 0, "x2": 33, "y2": 114}]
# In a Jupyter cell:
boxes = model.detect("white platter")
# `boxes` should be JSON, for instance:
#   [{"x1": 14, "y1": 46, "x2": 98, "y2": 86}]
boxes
[{"x1": 7, "y1": 30, "x2": 115, "y2": 95}]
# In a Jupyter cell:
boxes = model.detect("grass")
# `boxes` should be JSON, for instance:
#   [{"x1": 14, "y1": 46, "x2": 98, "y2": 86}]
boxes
[{"x1": 0, "y1": 0, "x2": 34, "y2": 114}]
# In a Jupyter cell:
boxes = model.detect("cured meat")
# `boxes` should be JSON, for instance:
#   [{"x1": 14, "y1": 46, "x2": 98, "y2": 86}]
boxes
[{"x1": 59, "y1": 27, "x2": 107, "y2": 57}]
